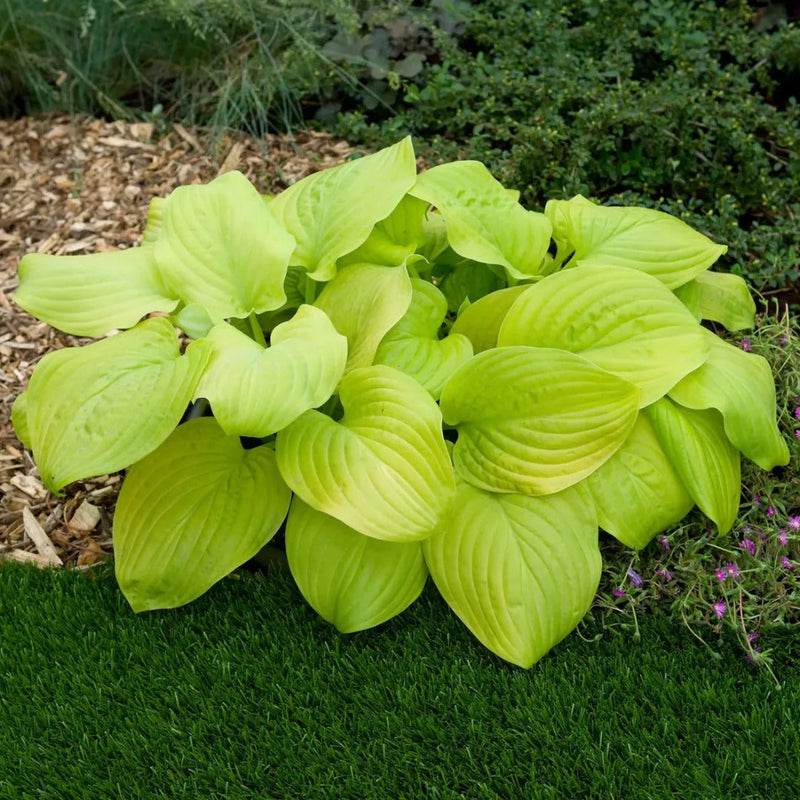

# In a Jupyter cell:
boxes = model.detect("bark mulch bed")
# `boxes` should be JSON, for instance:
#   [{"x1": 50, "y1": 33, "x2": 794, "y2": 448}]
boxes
[{"x1": 0, "y1": 113, "x2": 356, "y2": 570}]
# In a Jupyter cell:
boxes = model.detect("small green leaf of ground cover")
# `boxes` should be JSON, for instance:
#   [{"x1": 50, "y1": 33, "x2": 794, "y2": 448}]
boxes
[
  {"x1": 338, "y1": 194, "x2": 428, "y2": 267},
  {"x1": 374, "y1": 279, "x2": 473, "y2": 399},
  {"x1": 584, "y1": 413, "x2": 694, "y2": 549},
  {"x1": 14, "y1": 247, "x2": 178, "y2": 337},
  {"x1": 114, "y1": 417, "x2": 291, "y2": 612},
  {"x1": 409, "y1": 161, "x2": 552, "y2": 280},
  {"x1": 668, "y1": 331, "x2": 789, "y2": 470},
  {"x1": 645, "y1": 398, "x2": 740, "y2": 535},
  {"x1": 694, "y1": 271, "x2": 756, "y2": 331},
  {"x1": 545, "y1": 195, "x2": 727, "y2": 289},
  {"x1": 22, "y1": 318, "x2": 211, "y2": 492},
  {"x1": 276, "y1": 365, "x2": 455, "y2": 543},
  {"x1": 440, "y1": 347, "x2": 639, "y2": 495},
  {"x1": 423, "y1": 480, "x2": 600, "y2": 668},
  {"x1": 449, "y1": 285, "x2": 530, "y2": 353},
  {"x1": 285, "y1": 498, "x2": 428, "y2": 633},
  {"x1": 155, "y1": 170, "x2": 295, "y2": 319},
  {"x1": 499, "y1": 266, "x2": 709, "y2": 407},
  {"x1": 196, "y1": 305, "x2": 348, "y2": 437},
  {"x1": 314, "y1": 262, "x2": 412, "y2": 373},
  {"x1": 270, "y1": 138, "x2": 417, "y2": 282}
]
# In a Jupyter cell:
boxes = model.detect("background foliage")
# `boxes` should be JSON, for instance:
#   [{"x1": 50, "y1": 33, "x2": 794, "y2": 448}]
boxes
[{"x1": 1, "y1": 1, "x2": 797, "y2": 293}]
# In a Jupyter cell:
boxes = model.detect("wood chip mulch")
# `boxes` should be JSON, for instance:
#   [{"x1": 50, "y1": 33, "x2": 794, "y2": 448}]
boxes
[{"x1": 0, "y1": 113, "x2": 357, "y2": 569}]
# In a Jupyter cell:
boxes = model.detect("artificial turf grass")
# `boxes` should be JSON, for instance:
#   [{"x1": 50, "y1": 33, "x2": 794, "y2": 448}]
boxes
[{"x1": 1, "y1": 562, "x2": 798, "y2": 800}]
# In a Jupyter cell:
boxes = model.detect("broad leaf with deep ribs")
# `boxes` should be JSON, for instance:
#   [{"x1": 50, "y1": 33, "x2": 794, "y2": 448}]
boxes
[
  {"x1": 423, "y1": 480, "x2": 600, "y2": 668},
  {"x1": 114, "y1": 418, "x2": 291, "y2": 612},
  {"x1": 276, "y1": 364, "x2": 455, "y2": 542},
  {"x1": 286, "y1": 498, "x2": 428, "y2": 632}
]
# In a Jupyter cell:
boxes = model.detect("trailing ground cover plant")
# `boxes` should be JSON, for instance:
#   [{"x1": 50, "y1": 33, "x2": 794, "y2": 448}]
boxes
[{"x1": 11, "y1": 139, "x2": 790, "y2": 667}]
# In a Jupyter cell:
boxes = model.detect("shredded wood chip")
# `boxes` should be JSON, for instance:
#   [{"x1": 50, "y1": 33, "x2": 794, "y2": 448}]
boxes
[{"x1": 22, "y1": 506, "x2": 63, "y2": 565}]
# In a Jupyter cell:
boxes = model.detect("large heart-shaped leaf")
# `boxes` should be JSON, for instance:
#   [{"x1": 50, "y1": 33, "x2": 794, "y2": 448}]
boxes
[
  {"x1": 114, "y1": 418, "x2": 291, "y2": 612},
  {"x1": 269, "y1": 138, "x2": 417, "y2": 282},
  {"x1": 285, "y1": 498, "x2": 428, "y2": 633},
  {"x1": 668, "y1": 330, "x2": 789, "y2": 470},
  {"x1": 374, "y1": 279, "x2": 473, "y2": 399},
  {"x1": 409, "y1": 161, "x2": 552, "y2": 280},
  {"x1": 22, "y1": 317, "x2": 211, "y2": 492},
  {"x1": 155, "y1": 170, "x2": 295, "y2": 319},
  {"x1": 423, "y1": 480, "x2": 600, "y2": 668},
  {"x1": 314, "y1": 262, "x2": 412, "y2": 373},
  {"x1": 545, "y1": 195, "x2": 727, "y2": 288},
  {"x1": 645, "y1": 398, "x2": 740, "y2": 535},
  {"x1": 498, "y1": 265, "x2": 710, "y2": 407},
  {"x1": 584, "y1": 413, "x2": 694, "y2": 549},
  {"x1": 14, "y1": 247, "x2": 178, "y2": 337},
  {"x1": 276, "y1": 365, "x2": 455, "y2": 542},
  {"x1": 195, "y1": 305, "x2": 348, "y2": 437},
  {"x1": 440, "y1": 347, "x2": 640, "y2": 495}
]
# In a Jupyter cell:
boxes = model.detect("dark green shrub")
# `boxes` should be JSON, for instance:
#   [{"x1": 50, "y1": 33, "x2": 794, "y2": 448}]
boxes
[{"x1": 334, "y1": 0, "x2": 800, "y2": 293}]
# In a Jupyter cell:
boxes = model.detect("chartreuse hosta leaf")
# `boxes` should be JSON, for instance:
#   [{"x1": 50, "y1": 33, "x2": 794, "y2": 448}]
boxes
[
  {"x1": 14, "y1": 247, "x2": 178, "y2": 337},
  {"x1": 584, "y1": 414, "x2": 694, "y2": 549},
  {"x1": 314, "y1": 262, "x2": 412, "y2": 373},
  {"x1": 155, "y1": 170, "x2": 295, "y2": 319},
  {"x1": 196, "y1": 305, "x2": 348, "y2": 437},
  {"x1": 498, "y1": 265, "x2": 710, "y2": 407},
  {"x1": 114, "y1": 417, "x2": 291, "y2": 612},
  {"x1": 440, "y1": 347, "x2": 640, "y2": 495},
  {"x1": 10, "y1": 392, "x2": 31, "y2": 450},
  {"x1": 142, "y1": 196, "x2": 164, "y2": 245},
  {"x1": 269, "y1": 137, "x2": 417, "y2": 282},
  {"x1": 21, "y1": 317, "x2": 211, "y2": 493},
  {"x1": 409, "y1": 161, "x2": 552, "y2": 280},
  {"x1": 374, "y1": 279, "x2": 473, "y2": 399},
  {"x1": 423, "y1": 480, "x2": 600, "y2": 668},
  {"x1": 449, "y1": 285, "x2": 530, "y2": 353},
  {"x1": 668, "y1": 330, "x2": 789, "y2": 470},
  {"x1": 285, "y1": 498, "x2": 427, "y2": 633},
  {"x1": 694, "y1": 271, "x2": 756, "y2": 331},
  {"x1": 545, "y1": 195, "x2": 727, "y2": 289},
  {"x1": 276, "y1": 365, "x2": 455, "y2": 543},
  {"x1": 338, "y1": 194, "x2": 429, "y2": 268},
  {"x1": 645, "y1": 398, "x2": 740, "y2": 535}
]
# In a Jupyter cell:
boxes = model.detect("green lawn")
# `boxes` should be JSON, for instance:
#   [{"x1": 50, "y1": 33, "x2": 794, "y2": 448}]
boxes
[{"x1": 1, "y1": 562, "x2": 798, "y2": 800}]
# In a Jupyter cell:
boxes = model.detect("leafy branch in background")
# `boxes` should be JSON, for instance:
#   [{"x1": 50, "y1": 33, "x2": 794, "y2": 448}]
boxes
[{"x1": 11, "y1": 140, "x2": 789, "y2": 667}]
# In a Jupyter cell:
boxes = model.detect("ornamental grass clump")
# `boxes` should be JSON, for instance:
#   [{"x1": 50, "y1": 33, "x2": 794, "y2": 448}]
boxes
[{"x1": 11, "y1": 139, "x2": 790, "y2": 667}]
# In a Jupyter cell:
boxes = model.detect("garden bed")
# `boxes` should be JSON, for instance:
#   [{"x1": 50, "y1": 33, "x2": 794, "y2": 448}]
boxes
[{"x1": 0, "y1": 114, "x2": 356, "y2": 567}]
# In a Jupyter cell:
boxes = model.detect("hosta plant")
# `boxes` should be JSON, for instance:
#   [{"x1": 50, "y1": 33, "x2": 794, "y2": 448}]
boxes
[{"x1": 11, "y1": 138, "x2": 790, "y2": 667}]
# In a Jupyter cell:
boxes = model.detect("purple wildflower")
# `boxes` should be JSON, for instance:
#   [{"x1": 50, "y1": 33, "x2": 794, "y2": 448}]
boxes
[
  {"x1": 712, "y1": 600, "x2": 727, "y2": 619},
  {"x1": 767, "y1": 506, "x2": 776, "y2": 518},
  {"x1": 658, "y1": 536, "x2": 670, "y2": 550},
  {"x1": 747, "y1": 632, "x2": 760, "y2": 643},
  {"x1": 778, "y1": 529, "x2": 789, "y2": 546},
  {"x1": 781, "y1": 556, "x2": 795, "y2": 570},
  {"x1": 795, "y1": 429, "x2": 800, "y2": 439},
  {"x1": 788, "y1": 516, "x2": 800, "y2": 531},
  {"x1": 628, "y1": 569, "x2": 643, "y2": 588},
  {"x1": 655, "y1": 569, "x2": 673, "y2": 581},
  {"x1": 746, "y1": 649, "x2": 762, "y2": 664},
  {"x1": 715, "y1": 568, "x2": 728, "y2": 582},
  {"x1": 740, "y1": 538, "x2": 756, "y2": 556},
  {"x1": 795, "y1": 406, "x2": 800, "y2": 419},
  {"x1": 780, "y1": 336, "x2": 789, "y2": 347},
  {"x1": 725, "y1": 562, "x2": 741, "y2": 580},
  {"x1": 752, "y1": 494, "x2": 761, "y2": 506},
  {"x1": 613, "y1": 588, "x2": 626, "y2": 597},
  {"x1": 741, "y1": 338, "x2": 752, "y2": 352}
]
